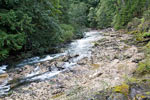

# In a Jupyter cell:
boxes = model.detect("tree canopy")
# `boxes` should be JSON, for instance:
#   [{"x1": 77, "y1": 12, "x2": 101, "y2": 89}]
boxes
[{"x1": 0, "y1": 0, "x2": 150, "y2": 62}]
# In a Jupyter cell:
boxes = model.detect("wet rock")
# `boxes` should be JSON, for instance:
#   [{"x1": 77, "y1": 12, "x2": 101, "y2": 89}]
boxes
[
  {"x1": 48, "y1": 62, "x2": 65, "y2": 71},
  {"x1": 69, "y1": 54, "x2": 79, "y2": 58},
  {"x1": 50, "y1": 64, "x2": 58, "y2": 71},
  {"x1": 0, "y1": 73, "x2": 9, "y2": 78},
  {"x1": 0, "y1": 73, "x2": 9, "y2": 84},
  {"x1": 77, "y1": 57, "x2": 89, "y2": 65},
  {"x1": 57, "y1": 55, "x2": 69, "y2": 62},
  {"x1": 56, "y1": 62, "x2": 65, "y2": 68},
  {"x1": 42, "y1": 61, "x2": 50, "y2": 66}
]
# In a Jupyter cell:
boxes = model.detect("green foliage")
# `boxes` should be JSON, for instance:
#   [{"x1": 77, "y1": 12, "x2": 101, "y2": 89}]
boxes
[
  {"x1": 95, "y1": 0, "x2": 116, "y2": 28},
  {"x1": 68, "y1": 2, "x2": 88, "y2": 31},
  {"x1": 0, "y1": 0, "x2": 150, "y2": 62},
  {"x1": 88, "y1": 7, "x2": 97, "y2": 28},
  {"x1": 60, "y1": 24, "x2": 74, "y2": 42},
  {"x1": 0, "y1": 4, "x2": 31, "y2": 61},
  {"x1": 143, "y1": 32, "x2": 150, "y2": 38},
  {"x1": 113, "y1": 0, "x2": 148, "y2": 30},
  {"x1": 0, "y1": 0, "x2": 65, "y2": 61},
  {"x1": 136, "y1": 59, "x2": 150, "y2": 75},
  {"x1": 0, "y1": 0, "x2": 91, "y2": 62}
]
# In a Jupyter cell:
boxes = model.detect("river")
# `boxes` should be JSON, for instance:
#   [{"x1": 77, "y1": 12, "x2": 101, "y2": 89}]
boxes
[{"x1": 0, "y1": 30, "x2": 102, "y2": 97}]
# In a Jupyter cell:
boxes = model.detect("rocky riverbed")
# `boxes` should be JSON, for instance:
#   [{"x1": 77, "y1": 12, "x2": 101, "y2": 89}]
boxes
[{"x1": 1, "y1": 29, "x2": 148, "y2": 100}]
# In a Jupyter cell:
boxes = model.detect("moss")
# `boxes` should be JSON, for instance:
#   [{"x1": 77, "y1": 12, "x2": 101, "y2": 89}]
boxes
[
  {"x1": 146, "y1": 92, "x2": 150, "y2": 95},
  {"x1": 143, "y1": 32, "x2": 150, "y2": 38},
  {"x1": 93, "y1": 42, "x2": 99, "y2": 47},
  {"x1": 126, "y1": 77, "x2": 139, "y2": 83},
  {"x1": 144, "y1": 42, "x2": 150, "y2": 56},
  {"x1": 114, "y1": 83, "x2": 129, "y2": 96},
  {"x1": 136, "y1": 60, "x2": 150, "y2": 75},
  {"x1": 135, "y1": 33, "x2": 144, "y2": 42},
  {"x1": 136, "y1": 94, "x2": 146, "y2": 100},
  {"x1": 7, "y1": 91, "x2": 13, "y2": 96},
  {"x1": 51, "y1": 92, "x2": 65, "y2": 99},
  {"x1": 128, "y1": 30, "x2": 139, "y2": 34}
]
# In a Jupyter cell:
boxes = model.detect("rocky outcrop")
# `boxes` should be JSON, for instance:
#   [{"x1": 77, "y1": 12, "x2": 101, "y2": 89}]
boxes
[
  {"x1": 90, "y1": 82, "x2": 150, "y2": 100},
  {"x1": 2, "y1": 29, "x2": 146, "y2": 100}
]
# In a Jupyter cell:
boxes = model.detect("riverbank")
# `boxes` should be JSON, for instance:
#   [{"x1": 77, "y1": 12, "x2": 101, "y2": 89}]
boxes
[{"x1": 2, "y1": 29, "x2": 147, "y2": 100}]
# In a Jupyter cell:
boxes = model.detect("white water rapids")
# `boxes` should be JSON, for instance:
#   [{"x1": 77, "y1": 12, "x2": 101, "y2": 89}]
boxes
[{"x1": 0, "y1": 30, "x2": 102, "y2": 97}]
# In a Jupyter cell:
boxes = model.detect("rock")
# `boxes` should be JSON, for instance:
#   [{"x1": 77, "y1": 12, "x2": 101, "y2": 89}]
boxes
[
  {"x1": 131, "y1": 53, "x2": 145, "y2": 63},
  {"x1": 56, "y1": 62, "x2": 65, "y2": 68},
  {"x1": 108, "y1": 93, "x2": 127, "y2": 100},
  {"x1": 0, "y1": 73, "x2": 9, "y2": 84},
  {"x1": 36, "y1": 63, "x2": 41, "y2": 66},
  {"x1": 129, "y1": 83, "x2": 150, "y2": 100},
  {"x1": 57, "y1": 55, "x2": 69, "y2": 62},
  {"x1": 123, "y1": 46, "x2": 138, "y2": 58},
  {"x1": 89, "y1": 71, "x2": 103, "y2": 79},
  {"x1": 77, "y1": 57, "x2": 88, "y2": 65},
  {"x1": 50, "y1": 64, "x2": 58, "y2": 71},
  {"x1": 52, "y1": 89, "x2": 63, "y2": 95},
  {"x1": 70, "y1": 54, "x2": 79, "y2": 58},
  {"x1": 116, "y1": 61, "x2": 137, "y2": 75},
  {"x1": 49, "y1": 62, "x2": 65, "y2": 71},
  {"x1": 90, "y1": 90, "x2": 111, "y2": 100},
  {"x1": 0, "y1": 73, "x2": 9, "y2": 78},
  {"x1": 42, "y1": 61, "x2": 50, "y2": 66},
  {"x1": 110, "y1": 59, "x2": 120, "y2": 67}
]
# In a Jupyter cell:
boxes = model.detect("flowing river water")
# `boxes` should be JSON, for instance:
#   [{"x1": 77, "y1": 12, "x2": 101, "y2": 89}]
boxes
[{"x1": 0, "y1": 30, "x2": 103, "y2": 97}]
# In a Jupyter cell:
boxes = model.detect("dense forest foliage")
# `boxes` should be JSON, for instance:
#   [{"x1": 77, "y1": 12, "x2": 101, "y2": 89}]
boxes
[{"x1": 0, "y1": 0, "x2": 150, "y2": 63}]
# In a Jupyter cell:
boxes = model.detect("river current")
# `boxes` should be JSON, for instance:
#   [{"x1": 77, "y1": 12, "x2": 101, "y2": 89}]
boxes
[{"x1": 0, "y1": 30, "x2": 102, "y2": 97}]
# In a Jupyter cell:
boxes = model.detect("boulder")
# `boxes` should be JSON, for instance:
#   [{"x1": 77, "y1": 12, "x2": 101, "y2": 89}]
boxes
[{"x1": 0, "y1": 73, "x2": 9, "y2": 84}]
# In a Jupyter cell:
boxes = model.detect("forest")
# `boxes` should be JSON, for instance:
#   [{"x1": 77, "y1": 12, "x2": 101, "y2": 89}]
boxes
[
  {"x1": 1, "y1": 0, "x2": 150, "y2": 99},
  {"x1": 0, "y1": 0, "x2": 150, "y2": 63}
]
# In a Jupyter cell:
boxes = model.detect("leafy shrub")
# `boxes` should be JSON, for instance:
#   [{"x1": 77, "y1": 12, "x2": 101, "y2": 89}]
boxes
[
  {"x1": 143, "y1": 32, "x2": 150, "y2": 38},
  {"x1": 127, "y1": 18, "x2": 141, "y2": 31},
  {"x1": 61, "y1": 24, "x2": 74, "y2": 42}
]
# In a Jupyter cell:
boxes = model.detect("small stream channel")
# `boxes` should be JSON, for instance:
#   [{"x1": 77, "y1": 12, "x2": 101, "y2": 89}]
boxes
[{"x1": 0, "y1": 30, "x2": 103, "y2": 97}]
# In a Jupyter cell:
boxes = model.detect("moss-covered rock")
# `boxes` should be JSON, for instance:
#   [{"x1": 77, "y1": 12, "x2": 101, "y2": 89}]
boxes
[
  {"x1": 136, "y1": 59, "x2": 150, "y2": 75},
  {"x1": 114, "y1": 83, "x2": 129, "y2": 96}
]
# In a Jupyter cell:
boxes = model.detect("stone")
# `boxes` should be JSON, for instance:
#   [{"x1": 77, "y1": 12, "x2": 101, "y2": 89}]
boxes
[
  {"x1": 116, "y1": 61, "x2": 137, "y2": 75},
  {"x1": 0, "y1": 73, "x2": 9, "y2": 84},
  {"x1": 123, "y1": 46, "x2": 138, "y2": 58},
  {"x1": 131, "y1": 53, "x2": 145, "y2": 63},
  {"x1": 89, "y1": 71, "x2": 103, "y2": 79},
  {"x1": 0, "y1": 73, "x2": 9, "y2": 78},
  {"x1": 108, "y1": 93, "x2": 127, "y2": 100},
  {"x1": 52, "y1": 89, "x2": 63, "y2": 95}
]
